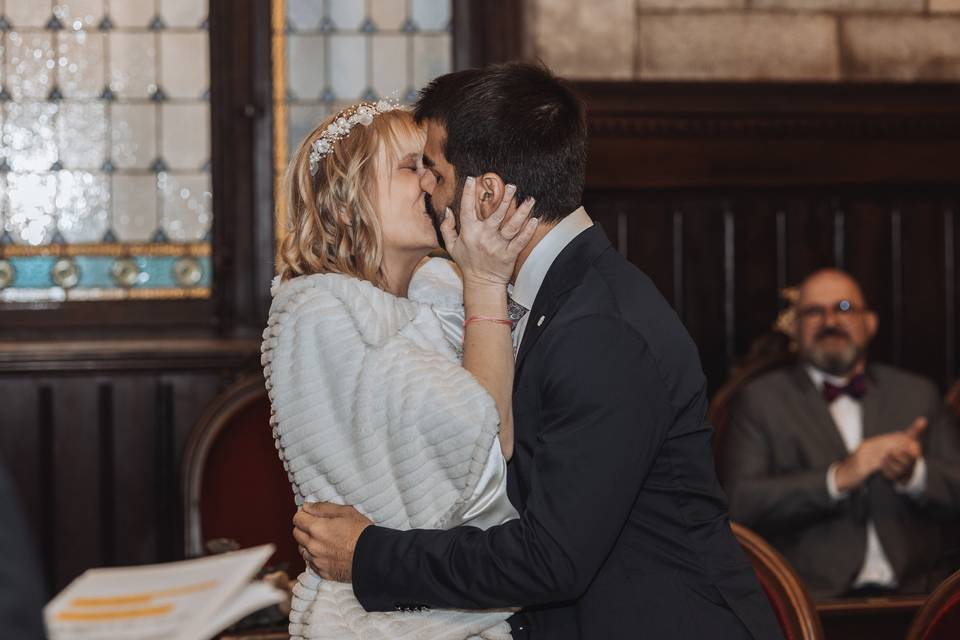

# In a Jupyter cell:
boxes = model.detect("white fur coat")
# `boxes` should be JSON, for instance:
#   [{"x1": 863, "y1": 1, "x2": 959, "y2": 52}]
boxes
[{"x1": 261, "y1": 259, "x2": 514, "y2": 640}]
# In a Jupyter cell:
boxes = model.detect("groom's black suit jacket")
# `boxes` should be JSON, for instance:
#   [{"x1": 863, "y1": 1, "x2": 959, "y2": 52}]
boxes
[{"x1": 353, "y1": 225, "x2": 782, "y2": 639}]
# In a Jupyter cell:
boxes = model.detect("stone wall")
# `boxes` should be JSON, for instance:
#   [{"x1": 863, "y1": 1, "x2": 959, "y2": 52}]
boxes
[{"x1": 529, "y1": 0, "x2": 960, "y2": 81}]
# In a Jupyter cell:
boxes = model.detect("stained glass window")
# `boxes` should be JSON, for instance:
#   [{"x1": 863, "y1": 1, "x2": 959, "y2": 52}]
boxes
[
  {"x1": 272, "y1": 0, "x2": 452, "y2": 240},
  {"x1": 0, "y1": 0, "x2": 212, "y2": 302}
]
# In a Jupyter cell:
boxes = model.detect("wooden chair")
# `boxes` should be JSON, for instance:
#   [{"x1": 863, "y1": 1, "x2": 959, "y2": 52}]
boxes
[
  {"x1": 710, "y1": 330, "x2": 796, "y2": 479},
  {"x1": 732, "y1": 522, "x2": 825, "y2": 640},
  {"x1": 181, "y1": 374, "x2": 300, "y2": 572},
  {"x1": 946, "y1": 379, "x2": 960, "y2": 420},
  {"x1": 905, "y1": 570, "x2": 960, "y2": 640}
]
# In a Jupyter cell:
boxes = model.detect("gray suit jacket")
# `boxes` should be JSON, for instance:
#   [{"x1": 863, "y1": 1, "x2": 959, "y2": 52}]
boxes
[{"x1": 721, "y1": 363, "x2": 960, "y2": 599}]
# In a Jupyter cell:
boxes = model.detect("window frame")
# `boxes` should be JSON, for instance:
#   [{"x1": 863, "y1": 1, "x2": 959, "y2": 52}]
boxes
[{"x1": 0, "y1": 0, "x2": 275, "y2": 339}]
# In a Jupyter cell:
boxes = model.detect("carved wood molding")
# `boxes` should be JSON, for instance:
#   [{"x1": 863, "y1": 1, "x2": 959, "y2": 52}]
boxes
[
  {"x1": 0, "y1": 338, "x2": 261, "y2": 373},
  {"x1": 576, "y1": 82, "x2": 960, "y2": 189}
]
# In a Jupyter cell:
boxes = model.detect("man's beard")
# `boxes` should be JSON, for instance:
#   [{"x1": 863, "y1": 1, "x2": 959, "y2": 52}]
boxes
[
  {"x1": 424, "y1": 176, "x2": 467, "y2": 250},
  {"x1": 803, "y1": 326, "x2": 865, "y2": 377}
]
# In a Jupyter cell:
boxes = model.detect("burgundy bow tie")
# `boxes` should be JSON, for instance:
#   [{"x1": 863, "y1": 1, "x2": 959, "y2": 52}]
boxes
[{"x1": 822, "y1": 374, "x2": 867, "y2": 403}]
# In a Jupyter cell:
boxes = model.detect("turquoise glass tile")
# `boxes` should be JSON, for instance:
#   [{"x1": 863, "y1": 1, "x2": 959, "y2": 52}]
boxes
[
  {"x1": 10, "y1": 257, "x2": 57, "y2": 288},
  {"x1": 5, "y1": 255, "x2": 211, "y2": 290}
]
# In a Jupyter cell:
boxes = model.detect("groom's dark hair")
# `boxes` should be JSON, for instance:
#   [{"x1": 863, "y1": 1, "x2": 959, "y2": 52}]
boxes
[{"x1": 414, "y1": 61, "x2": 587, "y2": 223}]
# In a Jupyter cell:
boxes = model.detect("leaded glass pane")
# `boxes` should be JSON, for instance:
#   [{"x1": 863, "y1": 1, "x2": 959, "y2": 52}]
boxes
[
  {"x1": 371, "y1": 34, "x2": 407, "y2": 99},
  {"x1": 328, "y1": 34, "x2": 366, "y2": 101},
  {"x1": 110, "y1": 0, "x2": 154, "y2": 28},
  {"x1": 55, "y1": 171, "x2": 110, "y2": 243},
  {"x1": 6, "y1": 31, "x2": 55, "y2": 100},
  {"x1": 111, "y1": 104, "x2": 157, "y2": 169},
  {"x1": 109, "y1": 32, "x2": 156, "y2": 99},
  {"x1": 160, "y1": 103, "x2": 209, "y2": 170},
  {"x1": 287, "y1": 0, "x2": 322, "y2": 31},
  {"x1": 370, "y1": 0, "x2": 405, "y2": 30},
  {"x1": 288, "y1": 34, "x2": 325, "y2": 101},
  {"x1": 6, "y1": 0, "x2": 51, "y2": 28},
  {"x1": 53, "y1": 1, "x2": 105, "y2": 31},
  {"x1": 6, "y1": 173, "x2": 57, "y2": 246},
  {"x1": 411, "y1": 0, "x2": 450, "y2": 31},
  {"x1": 274, "y1": 0, "x2": 452, "y2": 252},
  {"x1": 4, "y1": 102, "x2": 59, "y2": 172},
  {"x1": 413, "y1": 33, "x2": 451, "y2": 91},
  {"x1": 58, "y1": 102, "x2": 107, "y2": 169},
  {"x1": 159, "y1": 172, "x2": 211, "y2": 242},
  {"x1": 161, "y1": 0, "x2": 207, "y2": 28},
  {"x1": 59, "y1": 30, "x2": 105, "y2": 98},
  {"x1": 160, "y1": 32, "x2": 208, "y2": 99},
  {"x1": 112, "y1": 175, "x2": 158, "y2": 242},
  {"x1": 328, "y1": 0, "x2": 364, "y2": 30},
  {"x1": 0, "y1": 0, "x2": 213, "y2": 302}
]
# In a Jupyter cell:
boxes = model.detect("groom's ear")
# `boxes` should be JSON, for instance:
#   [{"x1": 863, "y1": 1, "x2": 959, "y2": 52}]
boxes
[{"x1": 475, "y1": 173, "x2": 506, "y2": 221}]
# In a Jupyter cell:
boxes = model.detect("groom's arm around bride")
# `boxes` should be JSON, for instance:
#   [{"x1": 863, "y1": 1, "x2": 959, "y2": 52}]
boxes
[{"x1": 296, "y1": 62, "x2": 783, "y2": 640}]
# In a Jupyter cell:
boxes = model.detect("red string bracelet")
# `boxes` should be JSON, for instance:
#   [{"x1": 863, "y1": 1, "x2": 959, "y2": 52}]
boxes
[{"x1": 463, "y1": 316, "x2": 512, "y2": 329}]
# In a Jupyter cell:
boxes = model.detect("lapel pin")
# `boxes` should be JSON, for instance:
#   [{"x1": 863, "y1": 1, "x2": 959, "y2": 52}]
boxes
[{"x1": 537, "y1": 315, "x2": 545, "y2": 327}]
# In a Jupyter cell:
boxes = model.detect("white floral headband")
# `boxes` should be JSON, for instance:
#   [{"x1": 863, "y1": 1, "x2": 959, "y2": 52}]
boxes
[{"x1": 308, "y1": 99, "x2": 403, "y2": 176}]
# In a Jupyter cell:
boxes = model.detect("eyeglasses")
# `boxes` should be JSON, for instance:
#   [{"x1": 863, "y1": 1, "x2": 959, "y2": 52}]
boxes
[{"x1": 796, "y1": 300, "x2": 867, "y2": 322}]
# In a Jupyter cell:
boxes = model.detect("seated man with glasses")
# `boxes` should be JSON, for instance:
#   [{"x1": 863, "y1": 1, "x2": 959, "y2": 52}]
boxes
[{"x1": 721, "y1": 268, "x2": 960, "y2": 599}]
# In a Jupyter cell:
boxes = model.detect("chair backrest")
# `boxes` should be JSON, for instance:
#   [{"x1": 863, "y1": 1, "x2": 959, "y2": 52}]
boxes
[
  {"x1": 731, "y1": 522, "x2": 825, "y2": 640},
  {"x1": 947, "y1": 379, "x2": 960, "y2": 420},
  {"x1": 710, "y1": 330, "x2": 795, "y2": 478},
  {"x1": 181, "y1": 374, "x2": 299, "y2": 572},
  {"x1": 906, "y1": 570, "x2": 960, "y2": 640}
]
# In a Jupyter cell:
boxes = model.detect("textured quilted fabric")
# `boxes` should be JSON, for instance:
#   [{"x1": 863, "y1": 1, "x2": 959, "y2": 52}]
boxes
[{"x1": 261, "y1": 260, "x2": 512, "y2": 639}]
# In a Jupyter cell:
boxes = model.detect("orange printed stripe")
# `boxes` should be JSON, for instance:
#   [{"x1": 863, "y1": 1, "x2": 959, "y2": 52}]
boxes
[
  {"x1": 70, "y1": 580, "x2": 218, "y2": 607},
  {"x1": 56, "y1": 604, "x2": 173, "y2": 621}
]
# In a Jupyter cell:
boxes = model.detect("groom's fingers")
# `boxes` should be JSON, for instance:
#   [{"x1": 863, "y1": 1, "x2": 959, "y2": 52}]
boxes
[{"x1": 300, "y1": 501, "x2": 352, "y2": 519}]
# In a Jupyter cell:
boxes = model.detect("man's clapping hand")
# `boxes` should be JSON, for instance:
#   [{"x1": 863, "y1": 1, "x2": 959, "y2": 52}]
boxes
[{"x1": 834, "y1": 417, "x2": 926, "y2": 492}]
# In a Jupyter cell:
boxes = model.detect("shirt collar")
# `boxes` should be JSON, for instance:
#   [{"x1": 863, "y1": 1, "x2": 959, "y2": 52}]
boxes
[
  {"x1": 509, "y1": 207, "x2": 593, "y2": 310},
  {"x1": 805, "y1": 365, "x2": 852, "y2": 391}
]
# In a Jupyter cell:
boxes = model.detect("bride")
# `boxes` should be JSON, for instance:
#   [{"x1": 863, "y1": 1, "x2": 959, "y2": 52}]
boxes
[{"x1": 261, "y1": 101, "x2": 537, "y2": 639}]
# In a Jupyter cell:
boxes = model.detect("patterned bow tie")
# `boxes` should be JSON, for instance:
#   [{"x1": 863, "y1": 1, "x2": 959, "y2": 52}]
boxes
[
  {"x1": 507, "y1": 296, "x2": 528, "y2": 331},
  {"x1": 822, "y1": 373, "x2": 867, "y2": 403}
]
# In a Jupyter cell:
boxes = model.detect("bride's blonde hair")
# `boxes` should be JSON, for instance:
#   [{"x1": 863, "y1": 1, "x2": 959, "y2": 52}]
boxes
[{"x1": 278, "y1": 107, "x2": 425, "y2": 287}]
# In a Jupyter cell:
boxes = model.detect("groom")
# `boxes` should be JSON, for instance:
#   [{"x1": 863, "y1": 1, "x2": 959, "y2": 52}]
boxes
[{"x1": 294, "y1": 63, "x2": 782, "y2": 639}]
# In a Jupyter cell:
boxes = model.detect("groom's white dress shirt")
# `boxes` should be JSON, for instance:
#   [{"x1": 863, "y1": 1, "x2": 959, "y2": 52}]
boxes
[{"x1": 509, "y1": 206, "x2": 594, "y2": 353}]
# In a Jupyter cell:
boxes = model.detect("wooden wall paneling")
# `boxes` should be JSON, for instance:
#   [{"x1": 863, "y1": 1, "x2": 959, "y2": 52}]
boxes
[
  {"x1": 951, "y1": 203, "x2": 959, "y2": 385},
  {"x1": 97, "y1": 382, "x2": 116, "y2": 567},
  {"x1": 784, "y1": 199, "x2": 838, "y2": 287},
  {"x1": 607, "y1": 191, "x2": 677, "y2": 309},
  {"x1": 154, "y1": 380, "x2": 177, "y2": 562},
  {"x1": 680, "y1": 196, "x2": 730, "y2": 393},
  {"x1": 51, "y1": 378, "x2": 101, "y2": 592},
  {"x1": 111, "y1": 375, "x2": 160, "y2": 568},
  {"x1": 585, "y1": 198, "x2": 623, "y2": 259},
  {"x1": 0, "y1": 379, "x2": 43, "y2": 584},
  {"x1": 452, "y1": 0, "x2": 526, "y2": 70},
  {"x1": 732, "y1": 194, "x2": 781, "y2": 359},
  {"x1": 900, "y1": 199, "x2": 949, "y2": 387},
  {"x1": 843, "y1": 196, "x2": 895, "y2": 367},
  {"x1": 38, "y1": 384, "x2": 55, "y2": 593}
]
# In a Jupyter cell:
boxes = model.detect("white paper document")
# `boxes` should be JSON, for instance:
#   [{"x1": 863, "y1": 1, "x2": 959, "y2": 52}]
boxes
[{"x1": 44, "y1": 545, "x2": 285, "y2": 640}]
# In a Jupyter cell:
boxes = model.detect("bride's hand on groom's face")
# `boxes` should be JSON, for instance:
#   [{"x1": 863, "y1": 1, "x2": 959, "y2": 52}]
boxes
[
  {"x1": 440, "y1": 176, "x2": 538, "y2": 288},
  {"x1": 292, "y1": 502, "x2": 373, "y2": 582}
]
